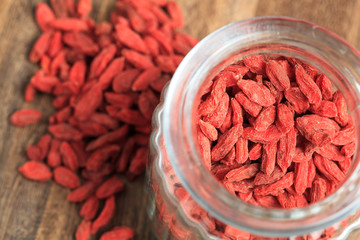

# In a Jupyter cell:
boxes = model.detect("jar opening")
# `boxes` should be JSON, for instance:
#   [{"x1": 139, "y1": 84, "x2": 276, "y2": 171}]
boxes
[{"x1": 163, "y1": 16, "x2": 360, "y2": 236}]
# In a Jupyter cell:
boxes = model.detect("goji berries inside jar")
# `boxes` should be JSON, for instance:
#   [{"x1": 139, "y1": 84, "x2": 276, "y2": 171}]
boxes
[{"x1": 147, "y1": 17, "x2": 360, "y2": 240}]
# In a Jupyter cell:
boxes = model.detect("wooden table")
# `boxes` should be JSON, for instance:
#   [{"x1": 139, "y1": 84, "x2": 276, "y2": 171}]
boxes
[{"x1": 0, "y1": 0, "x2": 359, "y2": 239}]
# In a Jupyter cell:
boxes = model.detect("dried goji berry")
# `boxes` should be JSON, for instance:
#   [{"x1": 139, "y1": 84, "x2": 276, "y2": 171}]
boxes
[
  {"x1": 115, "y1": 25, "x2": 148, "y2": 54},
  {"x1": 47, "y1": 139, "x2": 62, "y2": 167},
  {"x1": 29, "y1": 32, "x2": 52, "y2": 63},
  {"x1": 275, "y1": 103, "x2": 294, "y2": 133},
  {"x1": 243, "y1": 55, "x2": 267, "y2": 75},
  {"x1": 198, "y1": 120, "x2": 218, "y2": 141},
  {"x1": 18, "y1": 161, "x2": 52, "y2": 182},
  {"x1": 309, "y1": 100, "x2": 337, "y2": 118},
  {"x1": 332, "y1": 125, "x2": 356, "y2": 145},
  {"x1": 74, "y1": 84, "x2": 103, "y2": 121},
  {"x1": 261, "y1": 142, "x2": 277, "y2": 175},
  {"x1": 197, "y1": 128, "x2": 211, "y2": 170},
  {"x1": 26, "y1": 145, "x2": 42, "y2": 161},
  {"x1": 122, "y1": 49, "x2": 154, "y2": 69},
  {"x1": 100, "y1": 226, "x2": 135, "y2": 240},
  {"x1": 254, "y1": 105, "x2": 276, "y2": 131},
  {"x1": 77, "y1": 0, "x2": 92, "y2": 17},
  {"x1": 203, "y1": 93, "x2": 230, "y2": 129},
  {"x1": 80, "y1": 195, "x2": 99, "y2": 221},
  {"x1": 86, "y1": 145, "x2": 121, "y2": 171},
  {"x1": 127, "y1": 147, "x2": 149, "y2": 178},
  {"x1": 266, "y1": 60, "x2": 291, "y2": 91},
  {"x1": 284, "y1": 87, "x2": 310, "y2": 114},
  {"x1": 243, "y1": 125, "x2": 282, "y2": 144},
  {"x1": 25, "y1": 84, "x2": 36, "y2": 102},
  {"x1": 67, "y1": 181, "x2": 96, "y2": 202},
  {"x1": 225, "y1": 163, "x2": 259, "y2": 182},
  {"x1": 36, "y1": 134, "x2": 52, "y2": 160},
  {"x1": 50, "y1": 18, "x2": 89, "y2": 32},
  {"x1": 198, "y1": 78, "x2": 227, "y2": 116},
  {"x1": 294, "y1": 161, "x2": 308, "y2": 195},
  {"x1": 295, "y1": 64, "x2": 322, "y2": 104},
  {"x1": 211, "y1": 124, "x2": 243, "y2": 161},
  {"x1": 86, "y1": 125, "x2": 129, "y2": 151},
  {"x1": 60, "y1": 141, "x2": 79, "y2": 171},
  {"x1": 35, "y1": 3, "x2": 56, "y2": 32},
  {"x1": 315, "y1": 143, "x2": 347, "y2": 162},
  {"x1": 91, "y1": 196, "x2": 116, "y2": 234},
  {"x1": 63, "y1": 32, "x2": 99, "y2": 56},
  {"x1": 96, "y1": 176, "x2": 124, "y2": 199},
  {"x1": 254, "y1": 172, "x2": 294, "y2": 196},
  {"x1": 296, "y1": 115, "x2": 339, "y2": 146},
  {"x1": 341, "y1": 142, "x2": 356, "y2": 158},
  {"x1": 132, "y1": 67, "x2": 161, "y2": 91},
  {"x1": 248, "y1": 143, "x2": 262, "y2": 161},
  {"x1": 310, "y1": 178, "x2": 327, "y2": 203},
  {"x1": 54, "y1": 166, "x2": 81, "y2": 189},
  {"x1": 116, "y1": 138, "x2": 136, "y2": 172},
  {"x1": 316, "y1": 74, "x2": 333, "y2": 101},
  {"x1": 235, "y1": 91, "x2": 263, "y2": 117},
  {"x1": 254, "y1": 166, "x2": 284, "y2": 186},
  {"x1": 238, "y1": 80, "x2": 276, "y2": 107},
  {"x1": 10, "y1": 109, "x2": 42, "y2": 127}
]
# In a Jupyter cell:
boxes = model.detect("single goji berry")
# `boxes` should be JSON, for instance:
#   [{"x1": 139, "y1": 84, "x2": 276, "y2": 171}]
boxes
[
  {"x1": 10, "y1": 109, "x2": 42, "y2": 127},
  {"x1": 96, "y1": 176, "x2": 124, "y2": 199},
  {"x1": 91, "y1": 196, "x2": 116, "y2": 234},
  {"x1": 54, "y1": 166, "x2": 81, "y2": 189},
  {"x1": 100, "y1": 226, "x2": 135, "y2": 240},
  {"x1": 18, "y1": 161, "x2": 52, "y2": 182}
]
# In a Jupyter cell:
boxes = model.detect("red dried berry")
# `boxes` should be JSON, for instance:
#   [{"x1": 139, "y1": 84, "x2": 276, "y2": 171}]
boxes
[
  {"x1": 80, "y1": 195, "x2": 99, "y2": 221},
  {"x1": 10, "y1": 109, "x2": 42, "y2": 126},
  {"x1": 96, "y1": 176, "x2": 124, "y2": 199},
  {"x1": 19, "y1": 161, "x2": 52, "y2": 182},
  {"x1": 266, "y1": 60, "x2": 291, "y2": 91},
  {"x1": 67, "y1": 181, "x2": 96, "y2": 202},
  {"x1": 237, "y1": 80, "x2": 275, "y2": 107},
  {"x1": 54, "y1": 166, "x2": 81, "y2": 189},
  {"x1": 100, "y1": 226, "x2": 135, "y2": 240},
  {"x1": 91, "y1": 196, "x2": 116, "y2": 234},
  {"x1": 295, "y1": 64, "x2": 322, "y2": 104},
  {"x1": 75, "y1": 220, "x2": 91, "y2": 240}
]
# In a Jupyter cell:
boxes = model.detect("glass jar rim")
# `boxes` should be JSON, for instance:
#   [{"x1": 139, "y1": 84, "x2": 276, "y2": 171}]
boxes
[{"x1": 162, "y1": 16, "x2": 360, "y2": 237}]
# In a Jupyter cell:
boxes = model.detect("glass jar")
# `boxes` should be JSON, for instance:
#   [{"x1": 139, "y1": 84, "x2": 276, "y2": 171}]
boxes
[{"x1": 146, "y1": 16, "x2": 360, "y2": 240}]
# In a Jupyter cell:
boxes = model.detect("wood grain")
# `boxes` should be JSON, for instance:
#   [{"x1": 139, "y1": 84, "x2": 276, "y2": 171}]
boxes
[{"x1": 0, "y1": 0, "x2": 359, "y2": 239}]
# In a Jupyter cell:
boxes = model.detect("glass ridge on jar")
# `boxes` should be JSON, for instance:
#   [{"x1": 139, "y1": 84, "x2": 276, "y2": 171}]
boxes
[{"x1": 146, "y1": 16, "x2": 360, "y2": 240}]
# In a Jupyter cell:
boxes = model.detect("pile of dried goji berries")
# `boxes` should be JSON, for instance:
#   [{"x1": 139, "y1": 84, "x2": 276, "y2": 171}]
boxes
[
  {"x1": 197, "y1": 55, "x2": 355, "y2": 226},
  {"x1": 10, "y1": 0, "x2": 196, "y2": 239}
]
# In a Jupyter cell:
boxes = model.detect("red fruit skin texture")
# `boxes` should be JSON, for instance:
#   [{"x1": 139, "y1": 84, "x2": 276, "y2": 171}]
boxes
[
  {"x1": 80, "y1": 195, "x2": 99, "y2": 221},
  {"x1": 67, "y1": 181, "x2": 96, "y2": 202},
  {"x1": 100, "y1": 226, "x2": 135, "y2": 240},
  {"x1": 295, "y1": 64, "x2": 322, "y2": 104},
  {"x1": 96, "y1": 176, "x2": 124, "y2": 199},
  {"x1": 91, "y1": 196, "x2": 116, "y2": 234},
  {"x1": 53, "y1": 166, "x2": 81, "y2": 189},
  {"x1": 237, "y1": 80, "x2": 275, "y2": 107},
  {"x1": 253, "y1": 105, "x2": 276, "y2": 131},
  {"x1": 211, "y1": 124, "x2": 243, "y2": 161},
  {"x1": 19, "y1": 161, "x2": 52, "y2": 182},
  {"x1": 266, "y1": 60, "x2": 290, "y2": 91},
  {"x1": 35, "y1": 3, "x2": 56, "y2": 32},
  {"x1": 10, "y1": 109, "x2": 42, "y2": 126},
  {"x1": 75, "y1": 220, "x2": 91, "y2": 240}
]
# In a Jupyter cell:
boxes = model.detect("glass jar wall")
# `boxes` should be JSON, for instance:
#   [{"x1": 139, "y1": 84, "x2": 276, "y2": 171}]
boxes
[{"x1": 146, "y1": 17, "x2": 360, "y2": 240}]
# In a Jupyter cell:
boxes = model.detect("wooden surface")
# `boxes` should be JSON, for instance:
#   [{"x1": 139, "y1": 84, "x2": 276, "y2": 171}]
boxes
[{"x1": 0, "y1": 0, "x2": 360, "y2": 239}]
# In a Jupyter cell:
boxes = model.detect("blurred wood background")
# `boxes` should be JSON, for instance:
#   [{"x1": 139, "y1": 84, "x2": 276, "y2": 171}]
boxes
[{"x1": 0, "y1": 0, "x2": 359, "y2": 239}]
